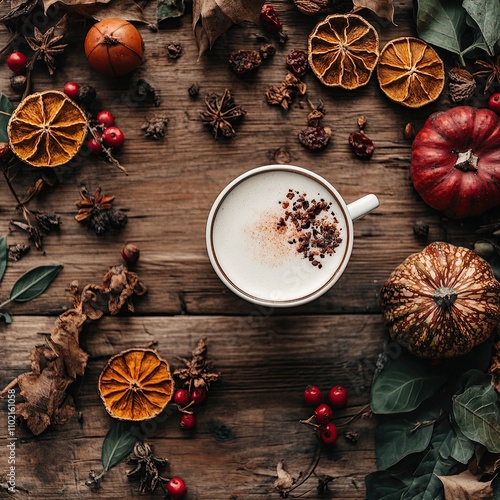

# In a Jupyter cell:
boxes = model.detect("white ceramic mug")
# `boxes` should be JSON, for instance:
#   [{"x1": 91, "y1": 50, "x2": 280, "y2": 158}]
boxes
[{"x1": 206, "y1": 165, "x2": 379, "y2": 307}]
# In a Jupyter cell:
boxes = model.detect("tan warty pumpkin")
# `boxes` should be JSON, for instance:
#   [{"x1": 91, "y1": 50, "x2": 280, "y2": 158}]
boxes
[{"x1": 380, "y1": 242, "x2": 500, "y2": 358}]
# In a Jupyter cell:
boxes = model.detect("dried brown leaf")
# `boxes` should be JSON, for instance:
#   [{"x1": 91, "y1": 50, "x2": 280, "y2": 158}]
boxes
[
  {"x1": 193, "y1": 0, "x2": 264, "y2": 56},
  {"x1": 352, "y1": 0, "x2": 395, "y2": 24},
  {"x1": 437, "y1": 470, "x2": 494, "y2": 500},
  {"x1": 274, "y1": 461, "x2": 295, "y2": 494}
]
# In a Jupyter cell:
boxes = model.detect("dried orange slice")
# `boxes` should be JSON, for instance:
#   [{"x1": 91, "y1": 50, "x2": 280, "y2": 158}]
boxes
[
  {"x1": 98, "y1": 348, "x2": 174, "y2": 421},
  {"x1": 8, "y1": 90, "x2": 87, "y2": 168},
  {"x1": 308, "y1": 14, "x2": 379, "y2": 89},
  {"x1": 377, "y1": 37, "x2": 445, "y2": 108}
]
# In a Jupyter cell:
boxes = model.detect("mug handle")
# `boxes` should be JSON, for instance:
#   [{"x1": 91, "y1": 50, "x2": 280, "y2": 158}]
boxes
[{"x1": 347, "y1": 194, "x2": 379, "y2": 221}]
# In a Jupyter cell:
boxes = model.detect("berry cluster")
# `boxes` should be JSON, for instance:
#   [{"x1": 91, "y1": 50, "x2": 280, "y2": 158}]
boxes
[
  {"x1": 172, "y1": 386, "x2": 207, "y2": 430},
  {"x1": 63, "y1": 81, "x2": 125, "y2": 154},
  {"x1": 301, "y1": 384, "x2": 348, "y2": 445}
]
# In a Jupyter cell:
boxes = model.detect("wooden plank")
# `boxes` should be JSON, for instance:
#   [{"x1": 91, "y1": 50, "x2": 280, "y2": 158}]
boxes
[{"x1": 0, "y1": 314, "x2": 386, "y2": 499}]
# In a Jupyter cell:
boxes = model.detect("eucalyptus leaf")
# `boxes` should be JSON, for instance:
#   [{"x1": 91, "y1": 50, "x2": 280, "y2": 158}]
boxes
[
  {"x1": 375, "y1": 407, "x2": 440, "y2": 469},
  {"x1": 370, "y1": 351, "x2": 447, "y2": 414},
  {"x1": 9, "y1": 265, "x2": 62, "y2": 303},
  {"x1": 101, "y1": 420, "x2": 137, "y2": 471},
  {"x1": 0, "y1": 236, "x2": 7, "y2": 284},
  {"x1": 416, "y1": 0, "x2": 466, "y2": 57},
  {"x1": 0, "y1": 94, "x2": 13, "y2": 143},
  {"x1": 157, "y1": 0, "x2": 185, "y2": 22},
  {"x1": 365, "y1": 471, "x2": 408, "y2": 500},
  {"x1": 452, "y1": 382, "x2": 500, "y2": 453},
  {"x1": 463, "y1": 0, "x2": 499, "y2": 56}
]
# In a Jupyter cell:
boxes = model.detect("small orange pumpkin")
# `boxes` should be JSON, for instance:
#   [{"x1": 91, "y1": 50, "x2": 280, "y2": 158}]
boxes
[
  {"x1": 380, "y1": 242, "x2": 500, "y2": 358},
  {"x1": 84, "y1": 18, "x2": 144, "y2": 76}
]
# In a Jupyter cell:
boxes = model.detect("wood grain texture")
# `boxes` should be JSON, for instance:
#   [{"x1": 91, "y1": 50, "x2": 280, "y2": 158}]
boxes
[{"x1": 0, "y1": 0, "x2": 486, "y2": 498}]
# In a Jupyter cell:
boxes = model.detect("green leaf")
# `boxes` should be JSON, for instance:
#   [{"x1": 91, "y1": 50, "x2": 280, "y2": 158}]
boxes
[
  {"x1": 463, "y1": 0, "x2": 499, "y2": 56},
  {"x1": 0, "y1": 312, "x2": 12, "y2": 324},
  {"x1": 371, "y1": 351, "x2": 447, "y2": 414},
  {"x1": 375, "y1": 407, "x2": 440, "y2": 469},
  {"x1": 416, "y1": 0, "x2": 466, "y2": 57},
  {"x1": 157, "y1": 0, "x2": 185, "y2": 22},
  {"x1": 0, "y1": 236, "x2": 7, "y2": 284},
  {"x1": 9, "y1": 265, "x2": 63, "y2": 303},
  {"x1": 0, "y1": 94, "x2": 13, "y2": 143},
  {"x1": 101, "y1": 421, "x2": 137, "y2": 471},
  {"x1": 401, "y1": 420, "x2": 458, "y2": 500},
  {"x1": 365, "y1": 471, "x2": 408, "y2": 500},
  {"x1": 453, "y1": 381, "x2": 500, "y2": 453},
  {"x1": 455, "y1": 369, "x2": 492, "y2": 395}
]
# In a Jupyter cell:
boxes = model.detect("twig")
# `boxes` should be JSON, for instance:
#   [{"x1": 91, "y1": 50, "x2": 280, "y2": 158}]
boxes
[{"x1": 336, "y1": 403, "x2": 371, "y2": 427}]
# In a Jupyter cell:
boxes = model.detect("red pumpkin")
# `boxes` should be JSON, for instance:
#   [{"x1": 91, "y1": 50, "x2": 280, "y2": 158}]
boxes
[{"x1": 410, "y1": 106, "x2": 500, "y2": 219}]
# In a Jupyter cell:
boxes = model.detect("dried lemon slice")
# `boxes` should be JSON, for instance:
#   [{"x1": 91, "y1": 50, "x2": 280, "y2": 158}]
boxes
[
  {"x1": 377, "y1": 37, "x2": 445, "y2": 108},
  {"x1": 98, "y1": 348, "x2": 174, "y2": 421},
  {"x1": 8, "y1": 90, "x2": 88, "y2": 168},
  {"x1": 308, "y1": 14, "x2": 380, "y2": 89}
]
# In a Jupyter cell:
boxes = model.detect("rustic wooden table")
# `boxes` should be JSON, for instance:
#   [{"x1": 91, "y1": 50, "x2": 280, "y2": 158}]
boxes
[{"x1": 0, "y1": 1, "x2": 480, "y2": 498}]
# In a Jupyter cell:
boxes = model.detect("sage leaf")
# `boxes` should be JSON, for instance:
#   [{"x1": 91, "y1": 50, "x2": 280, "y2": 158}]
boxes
[
  {"x1": 453, "y1": 382, "x2": 500, "y2": 453},
  {"x1": 416, "y1": 0, "x2": 466, "y2": 58},
  {"x1": 0, "y1": 236, "x2": 7, "y2": 283},
  {"x1": 365, "y1": 471, "x2": 408, "y2": 500},
  {"x1": 9, "y1": 265, "x2": 62, "y2": 303},
  {"x1": 463, "y1": 0, "x2": 499, "y2": 56},
  {"x1": 157, "y1": 0, "x2": 185, "y2": 22},
  {"x1": 375, "y1": 406, "x2": 441, "y2": 469},
  {"x1": 0, "y1": 94, "x2": 13, "y2": 143},
  {"x1": 371, "y1": 351, "x2": 446, "y2": 414},
  {"x1": 101, "y1": 420, "x2": 136, "y2": 471}
]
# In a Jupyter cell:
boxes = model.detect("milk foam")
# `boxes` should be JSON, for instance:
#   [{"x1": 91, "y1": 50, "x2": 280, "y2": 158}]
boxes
[{"x1": 210, "y1": 170, "x2": 349, "y2": 302}]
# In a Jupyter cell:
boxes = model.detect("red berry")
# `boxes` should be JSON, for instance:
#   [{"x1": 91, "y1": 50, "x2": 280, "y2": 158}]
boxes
[
  {"x1": 328, "y1": 385, "x2": 348, "y2": 409},
  {"x1": 319, "y1": 422, "x2": 338, "y2": 445},
  {"x1": 166, "y1": 477, "x2": 186, "y2": 498},
  {"x1": 7, "y1": 52, "x2": 27, "y2": 74},
  {"x1": 63, "y1": 81, "x2": 80, "y2": 99},
  {"x1": 0, "y1": 142, "x2": 12, "y2": 161},
  {"x1": 303, "y1": 385, "x2": 323, "y2": 406},
  {"x1": 102, "y1": 126, "x2": 124, "y2": 147},
  {"x1": 180, "y1": 413, "x2": 196, "y2": 430},
  {"x1": 173, "y1": 389, "x2": 190, "y2": 407},
  {"x1": 314, "y1": 403, "x2": 333, "y2": 424},
  {"x1": 96, "y1": 110, "x2": 115, "y2": 127},
  {"x1": 260, "y1": 4, "x2": 282, "y2": 33},
  {"x1": 488, "y1": 92, "x2": 500, "y2": 113},
  {"x1": 87, "y1": 137, "x2": 102, "y2": 154},
  {"x1": 190, "y1": 387, "x2": 207, "y2": 405}
]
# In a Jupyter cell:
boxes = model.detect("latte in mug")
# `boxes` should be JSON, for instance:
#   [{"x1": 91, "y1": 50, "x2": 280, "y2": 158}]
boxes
[{"x1": 206, "y1": 165, "x2": 379, "y2": 307}]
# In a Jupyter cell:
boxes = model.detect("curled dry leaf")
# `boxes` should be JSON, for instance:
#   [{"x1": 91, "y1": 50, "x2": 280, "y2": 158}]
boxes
[
  {"x1": 352, "y1": 0, "x2": 395, "y2": 24},
  {"x1": 274, "y1": 461, "x2": 295, "y2": 494},
  {"x1": 0, "y1": 266, "x2": 147, "y2": 435},
  {"x1": 437, "y1": 469, "x2": 494, "y2": 500},
  {"x1": 174, "y1": 337, "x2": 220, "y2": 390}
]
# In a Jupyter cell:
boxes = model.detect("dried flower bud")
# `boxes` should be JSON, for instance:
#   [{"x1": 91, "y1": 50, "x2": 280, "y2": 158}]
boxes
[
  {"x1": 404, "y1": 123, "x2": 415, "y2": 139},
  {"x1": 166, "y1": 42, "x2": 182, "y2": 60},
  {"x1": 259, "y1": 43, "x2": 276, "y2": 60},
  {"x1": 10, "y1": 74, "x2": 27, "y2": 93},
  {"x1": 122, "y1": 242, "x2": 140, "y2": 265},
  {"x1": 413, "y1": 220, "x2": 429, "y2": 238},
  {"x1": 229, "y1": 49, "x2": 262, "y2": 74},
  {"x1": 188, "y1": 84, "x2": 200, "y2": 98}
]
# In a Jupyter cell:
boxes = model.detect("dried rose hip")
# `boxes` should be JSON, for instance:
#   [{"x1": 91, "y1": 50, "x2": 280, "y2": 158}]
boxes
[
  {"x1": 299, "y1": 126, "x2": 330, "y2": 151},
  {"x1": 349, "y1": 132, "x2": 374, "y2": 159},
  {"x1": 286, "y1": 49, "x2": 309, "y2": 77},
  {"x1": 229, "y1": 49, "x2": 262, "y2": 74},
  {"x1": 260, "y1": 4, "x2": 282, "y2": 33}
]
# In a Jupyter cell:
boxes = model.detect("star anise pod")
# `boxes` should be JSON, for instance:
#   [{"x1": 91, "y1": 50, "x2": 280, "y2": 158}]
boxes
[
  {"x1": 25, "y1": 17, "x2": 68, "y2": 75},
  {"x1": 473, "y1": 55, "x2": 500, "y2": 94},
  {"x1": 174, "y1": 338, "x2": 220, "y2": 391},
  {"x1": 200, "y1": 89, "x2": 246, "y2": 139},
  {"x1": 75, "y1": 187, "x2": 115, "y2": 223}
]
